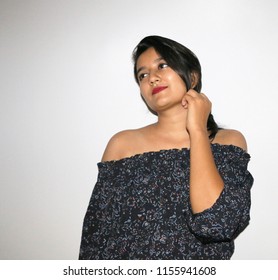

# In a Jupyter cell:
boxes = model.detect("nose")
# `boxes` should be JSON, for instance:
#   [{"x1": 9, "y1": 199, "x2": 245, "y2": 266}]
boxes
[{"x1": 149, "y1": 70, "x2": 160, "y2": 85}]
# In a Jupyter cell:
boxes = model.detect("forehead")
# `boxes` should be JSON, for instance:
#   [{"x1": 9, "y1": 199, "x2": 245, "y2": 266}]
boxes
[{"x1": 136, "y1": 47, "x2": 162, "y2": 69}]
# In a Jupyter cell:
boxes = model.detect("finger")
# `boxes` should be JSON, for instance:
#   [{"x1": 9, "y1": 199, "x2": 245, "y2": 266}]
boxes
[
  {"x1": 181, "y1": 96, "x2": 188, "y2": 108},
  {"x1": 199, "y1": 92, "x2": 209, "y2": 99},
  {"x1": 183, "y1": 92, "x2": 195, "y2": 103},
  {"x1": 186, "y1": 89, "x2": 199, "y2": 97},
  {"x1": 199, "y1": 93, "x2": 211, "y2": 105},
  {"x1": 187, "y1": 91, "x2": 210, "y2": 104}
]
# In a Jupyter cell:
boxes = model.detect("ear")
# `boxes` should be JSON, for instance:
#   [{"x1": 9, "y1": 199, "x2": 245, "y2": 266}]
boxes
[{"x1": 190, "y1": 72, "x2": 199, "y2": 89}]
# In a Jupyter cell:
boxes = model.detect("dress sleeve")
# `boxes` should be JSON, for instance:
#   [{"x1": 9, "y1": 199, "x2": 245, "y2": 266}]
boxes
[
  {"x1": 78, "y1": 162, "x2": 114, "y2": 259},
  {"x1": 184, "y1": 144, "x2": 254, "y2": 243}
]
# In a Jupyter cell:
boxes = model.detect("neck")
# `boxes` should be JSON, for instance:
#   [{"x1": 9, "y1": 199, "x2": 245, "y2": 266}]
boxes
[{"x1": 155, "y1": 106, "x2": 189, "y2": 136}]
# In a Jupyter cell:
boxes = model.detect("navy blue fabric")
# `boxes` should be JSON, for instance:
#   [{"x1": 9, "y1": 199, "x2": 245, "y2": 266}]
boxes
[{"x1": 79, "y1": 144, "x2": 253, "y2": 260}]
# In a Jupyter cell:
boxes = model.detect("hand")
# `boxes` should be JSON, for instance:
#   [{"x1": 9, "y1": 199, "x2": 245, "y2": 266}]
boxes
[{"x1": 181, "y1": 89, "x2": 212, "y2": 134}]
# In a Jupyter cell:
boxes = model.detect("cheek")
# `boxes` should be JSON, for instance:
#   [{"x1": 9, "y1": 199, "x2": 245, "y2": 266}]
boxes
[
  {"x1": 167, "y1": 72, "x2": 187, "y2": 90},
  {"x1": 177, "y1": 82, "x2": 187, "y2": 94},
  {"x1": 176, "y1": 77, "x2": 187, "y2": 93},
  {"x1": 139, "y1": 83, "x2": 149, "y2": 98},
  {"x1": 171, "y1": 79, "x2": 187, "y2": 95}
]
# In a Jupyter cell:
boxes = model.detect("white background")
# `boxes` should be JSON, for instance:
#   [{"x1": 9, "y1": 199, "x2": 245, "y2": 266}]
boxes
[{"x1": 1, "y1": 0, "x2": 277, "y2": 259}]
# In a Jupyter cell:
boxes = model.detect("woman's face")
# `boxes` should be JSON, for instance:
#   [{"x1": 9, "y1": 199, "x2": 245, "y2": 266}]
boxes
[{"x1": 136, "y1": 47, "x2": 187, "y2": 113}]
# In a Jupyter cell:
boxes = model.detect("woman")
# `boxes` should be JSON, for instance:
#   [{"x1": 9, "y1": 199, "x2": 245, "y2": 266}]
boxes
[{"x1": 79, "y1": 35, "x2": 254, "y2": 259}]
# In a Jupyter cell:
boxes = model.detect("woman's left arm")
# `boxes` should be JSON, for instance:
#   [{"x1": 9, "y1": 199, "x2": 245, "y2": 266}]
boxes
[
  {"x1": 183, "y1": 90, "x2": 225, "y2": 214},
  {"x1": 182, "y1": 90, "x2": 253, "y2": 242}
]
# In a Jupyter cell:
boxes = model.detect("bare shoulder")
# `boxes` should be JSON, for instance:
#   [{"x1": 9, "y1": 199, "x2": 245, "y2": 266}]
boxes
[
  {"x1": 101, "y1": 129, "x2": 138, "y2": 162},
  {"x1": 213, "y1": 129, "x2": 248, "y2": 151},
  {"x1": 101, "y1": 124, "x2": 156, "y2": 162}
]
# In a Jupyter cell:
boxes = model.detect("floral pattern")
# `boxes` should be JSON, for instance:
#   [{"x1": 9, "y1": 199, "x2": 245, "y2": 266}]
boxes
[{"x1": 79, "y1": 144, "x2": 253, "y2": 260}]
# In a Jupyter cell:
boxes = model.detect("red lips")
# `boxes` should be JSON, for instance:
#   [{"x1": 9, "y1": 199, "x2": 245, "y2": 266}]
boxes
[{"x1": 152, "y1": 86, "x2": 168, "y2": 95}]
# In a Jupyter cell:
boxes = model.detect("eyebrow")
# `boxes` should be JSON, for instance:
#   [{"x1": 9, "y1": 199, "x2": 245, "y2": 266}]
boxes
[{"x1": 136, "y1": 57, "x2": 164, "y2": 76}]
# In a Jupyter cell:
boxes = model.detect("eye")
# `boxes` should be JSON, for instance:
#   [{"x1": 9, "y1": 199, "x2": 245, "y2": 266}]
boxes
[
  {"x1": 158, "y1": 62, "x2": 168, "y2": 69},
  {"x1": 138, "y1": 72, "x2": 148, "y2": 81}
]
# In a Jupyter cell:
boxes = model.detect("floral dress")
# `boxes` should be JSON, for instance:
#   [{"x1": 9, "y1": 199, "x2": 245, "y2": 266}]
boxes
[{"x1": 79, "y1": 144, "x2": 254, "y2": 260}]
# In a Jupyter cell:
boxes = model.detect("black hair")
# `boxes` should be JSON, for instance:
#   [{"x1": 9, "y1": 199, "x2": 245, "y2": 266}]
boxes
[{"x1": 132, "y1": 35, "x2": 220, "y2": 140}]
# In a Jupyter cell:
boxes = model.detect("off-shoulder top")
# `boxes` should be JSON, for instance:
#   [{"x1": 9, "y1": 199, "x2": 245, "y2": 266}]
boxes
[{"x1": 79, "y1": 143, "x2": 254, "y2": 260}]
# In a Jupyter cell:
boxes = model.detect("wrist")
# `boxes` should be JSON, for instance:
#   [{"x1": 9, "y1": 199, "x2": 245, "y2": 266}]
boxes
[{"x1": 188, "y1": 127, "x2": 208, "y2": 137}]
